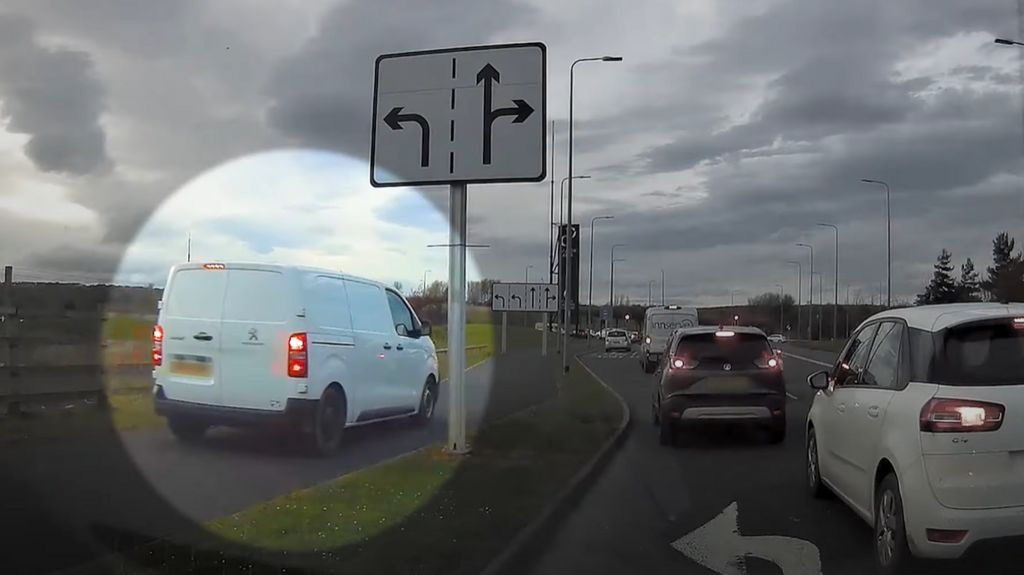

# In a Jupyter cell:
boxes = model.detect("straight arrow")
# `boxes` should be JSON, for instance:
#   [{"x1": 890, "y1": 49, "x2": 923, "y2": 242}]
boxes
[{"x1": 384, "y1": 106, "x2": 430, "y2": 167}]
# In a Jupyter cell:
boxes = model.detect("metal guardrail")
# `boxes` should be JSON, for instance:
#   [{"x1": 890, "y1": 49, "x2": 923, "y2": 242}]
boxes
[{"x1": 436, "y1": 344, "x2": 488, "y2": 354}]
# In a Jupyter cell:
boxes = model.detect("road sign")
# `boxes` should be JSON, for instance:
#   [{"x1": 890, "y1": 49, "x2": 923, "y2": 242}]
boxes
[
  {"x1": 370, "y1": 43, "x2": 546, "y2": 188},
  {"x1": 491, "y1": 282, "x2": 558, "y2": 312}
]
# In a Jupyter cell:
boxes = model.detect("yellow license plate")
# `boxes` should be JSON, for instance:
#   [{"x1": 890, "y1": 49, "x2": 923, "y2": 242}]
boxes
[{"x1": 170, "y1": 358, "x2": 213, "y2": 377}]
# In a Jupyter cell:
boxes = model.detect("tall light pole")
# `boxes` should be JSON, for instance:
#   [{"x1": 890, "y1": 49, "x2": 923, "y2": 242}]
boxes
[
  {"x1": 661, "y1": 269, "x2": 666, "y2": 305},
  {"x1": 648, "y1": 280, "x2": 655, "y2": 306},
  {"x1": 422, "y1": 269, "x2": 431, "y2": 295},
  {"x1": 787, "y1": 261, "x2": 802, "y2": 339},
  {"x1": 812, "y1": 272, "x2": 824, "y2": 341},
  {"x1": 548, "y1": 121, "x2": 556, "y2": 284},
  {"x1": 560, "y1": 175, "x2": 591, "y2": 226},
  {"x1": 609, "y1": 243, "x2": 626, "y2": 327},
  {"x1": 861, "y1": 178, "x2": 891, "y2": 307},
  {"x1": 525, "y1": 264, "x2": 533, "y2": 283},
  {"x1": 995, "y1": 37, "x2": 1024, "y2": 46},
  {"x1": 557, "y1": 174, "x2": 591, "y2": 350},
  {"x1": 817, "y1": 223, "x2": 839, "y2": 340},
  {"x1": 797, "y1": 243, "x2": 814, "y2": 340},
  {"x1": 775, "y1": 283, "x2": 785, "y2": 335},
  {"x1": 566, "y1": 55, "x2": 622, "y2": 373},
  {"x1": 587, "y1": 215, "x2": 614, "y2": 338}
]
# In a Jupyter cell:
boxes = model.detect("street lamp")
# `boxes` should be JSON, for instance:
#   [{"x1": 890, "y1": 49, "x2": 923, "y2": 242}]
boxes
[
  {"x1": 587, "y1": 215, "x2": 614, "y2": 339},
  {"x1": 609, "y1": 243, "x2": 626, "y2": 327},
  {"x1": 861, "y1": 178, "x2": 891, "y2": 307},
  {"x1": 648, "y1": 280, "x2": 655, "y2": 306},
  {"x1": 525, "y1": 264, "x2": 533, "y2": 283},
  {"x1": 995, "y1": 37, "x2": 1024, "y2": 46},
  {"x1": 559, "y1": 175, "x2": 591, "y2": 227},
  {"x1": 786, "y1": 260, "x2": 802, "y2": 340},
  {"x1": 661, "y1": 269, "x2": 666, "y2": 305},
  {"x1": 817, "y1": 223, "x2": 839, "y2": 340},
  {"x1": 557, "y1": 175, "x2": 591, "y2": 348},
  {"x1": 422, "y1": 269, "x2": 431, "y2": 295},
  {"x1": 796, "y1": 243, "x2": 814, "y2": 340},
  {"x1": 812, "y1": 272, "x2": 824, "y2": 341},
  {"x1": 565, "y1": 55, "x2": 623, "y2": 373},
  {"x1": 775, "y1": 283, "x2": 785, "y2": 335}
]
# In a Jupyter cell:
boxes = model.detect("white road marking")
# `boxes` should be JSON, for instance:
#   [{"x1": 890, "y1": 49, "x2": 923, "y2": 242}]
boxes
[
  {"x1": 671, "y1": 501, "x2": 823, "y2": 575},
  {"x1": 786, "y1": 392, "x2": 799, "y2": 400},
  {"x1": 781, "y1": 352, "x2": 832, "y2": 368}
]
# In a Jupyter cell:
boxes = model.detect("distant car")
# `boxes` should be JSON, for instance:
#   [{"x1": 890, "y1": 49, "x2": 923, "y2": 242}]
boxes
[
  {"x1": 153, "y1": 262, "x2": 439, "y2": 455},
  {"x1": 653, "y1": 326, "x2": 785, "y2": 446},
  {"x1": 805, "y1": 303, "x2": 1024, "y2": 571},
  {"x1": 604, "y1": 329, "x2": 631, "y2": 352},
  {"x1": 767, "y1": 333, "x2": 786, "y2": 344},
  {"x1": 630, "y1": 331, "x2": 641, "y2": 343}
]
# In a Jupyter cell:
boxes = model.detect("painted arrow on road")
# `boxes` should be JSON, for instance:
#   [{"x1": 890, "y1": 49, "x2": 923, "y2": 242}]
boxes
[
  {"x1": 670, "y1": 502, "x2": 822, "y2": 575},
  {"x1": 384, "y1": 107, "x2": 430, "y2": 167},
  {"x1": 477, "y1": 63, "x2": 535, "y2": 165}
]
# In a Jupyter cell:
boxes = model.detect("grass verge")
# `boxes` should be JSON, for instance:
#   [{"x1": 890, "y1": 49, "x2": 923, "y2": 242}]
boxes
[{"x1": 125, "y1": 359, "x2": 621, "y2": 575}]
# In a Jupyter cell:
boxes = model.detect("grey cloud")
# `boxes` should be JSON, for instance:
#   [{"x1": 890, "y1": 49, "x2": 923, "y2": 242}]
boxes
[
  {"x1": 0, "y1": 13, "x2": 110, "y2": 175},
  {"x1": 266, "y1": 0, "x2": 539, "y2": 158}
]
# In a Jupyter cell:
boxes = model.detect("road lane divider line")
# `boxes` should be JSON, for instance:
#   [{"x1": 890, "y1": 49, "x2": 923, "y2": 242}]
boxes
[
  {"x1": 786, "y1": 392, "x2": 799, "y2": 400},
  {"x1": 781, "y1": 352, "x2": 832, "y2": 368}
]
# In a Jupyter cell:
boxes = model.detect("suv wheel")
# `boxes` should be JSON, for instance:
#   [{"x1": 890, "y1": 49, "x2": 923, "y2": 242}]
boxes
[
  {"x1": 643, "y1": 357, "x2": 656, "y2": 374},
  {"x1": 875, "y1": 473, "x2": 913, "y2": 574},
  {"x1": 767, "y1": 417, "x2": 786, "y2": 444},
  {"x1": 312, "y1": 387, "x2": 346, "y2": 456},
  {"x1": 806, "y1": 429, "x2": 831, "y2": 499},
  {"x1": 658, "y1": 411, "x2": 676, "y2": 447},
  {"x1": 168, "y1": 417, "x2": 208, "y2": 444},
  {"x1": 414, "y1": 379, "x2": 438, "y2": 425}
]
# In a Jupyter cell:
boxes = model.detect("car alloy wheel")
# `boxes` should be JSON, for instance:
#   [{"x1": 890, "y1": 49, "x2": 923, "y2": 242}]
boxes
[
  {"x1": 874, "y1": 474, "x2": 911, "y2": 573},
  {"x1": 877, "y1": 490, "x2": 898, "y2": 565},
  {"x1": 807, "y1": 434, "x2": 819, "y2": 488}
]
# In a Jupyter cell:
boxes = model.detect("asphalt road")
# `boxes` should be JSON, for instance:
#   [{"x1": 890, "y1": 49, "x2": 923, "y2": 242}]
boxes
[
  {"x1": 526, "y1": 343, "x2": 1017, "y2": 575},
  {"x1": 1, "y1": 348, "x2": 558, "y2": 575}
]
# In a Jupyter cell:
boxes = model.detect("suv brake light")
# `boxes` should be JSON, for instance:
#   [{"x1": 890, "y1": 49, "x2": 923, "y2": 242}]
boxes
[
  {"x1": 288, "y1": 332, "x2": 308, "y2": 378},
  {"x1": 152, "y1": 324, "x2": 164, "y2": 366},
  {"x1": 754, "y1": 352, "x2": 779, "y2": 369},
  {"x1": 671, "y1": 356, "x2": 698, "y2": 370},
  {"x1": 920, "y1": 398, "x2": 1004, "y2": 433}
]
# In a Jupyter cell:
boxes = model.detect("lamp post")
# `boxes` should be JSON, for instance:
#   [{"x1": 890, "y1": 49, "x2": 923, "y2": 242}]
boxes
[
  {"x1": 786, "y1": 261, "x2": 802, "y2": 339},
  {"x1": 995, "y1": 37, "x2": 1024, "y2": 46},
  {"x1": 775, "y1": 283, "x2": 785, "y2": 335},
  {"x1": 422, "y1": 269, "x2": 431, "y2": 295},
  {"x1": 648, "y1": 280, "x2": 655, "y2": 306},
  {"x1": 796, "y1": 243, "x2": 814, "y2": 339},
  {"x1": 861, "y1": 179, "x2": 891, "y2": 307},
  {"x1": 817, "y1": 223, "x2": 839, "y2": 339},
  {"x1": 557, "y1": 175, "x2": 590, "y2": 351},
  {"x1": 565, "y1": 55, "x2": 623, "y2": 373},
  {"x1": 609, "y1": 243, "x2": 626, "y2": 328},
  {"x1": 661, "y1": 269, "x2": 666, "y2": 305},
  {"x1": 587, "y1": 215, "x2": 614, "y2": 340},
  {"x1": 525, "y1": 265, "x2": 533, "y2": 283},
  {"x1": 812, "y1": 272, "x2": 824, "y2": 340}
]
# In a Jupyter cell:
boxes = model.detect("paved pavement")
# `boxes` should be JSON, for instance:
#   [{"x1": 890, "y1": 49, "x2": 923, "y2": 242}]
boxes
[
  {"x1": 525, "y1": 343, "x2": 1017, "y2": 575},
  {"x1": 1, "y1": 347, "x2": 558, "y2": 575}
]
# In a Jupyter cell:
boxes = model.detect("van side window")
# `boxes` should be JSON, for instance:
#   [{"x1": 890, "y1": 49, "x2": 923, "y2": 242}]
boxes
[
  {"x1": 385, "y1": 290, "x2": 417, "y2": 336},
  {"x1": 344, "y1": 280, "x2": 392, "y2": 334},
  {"x1": 305, "y1": 275, "x2": 352, "y2": 330}
]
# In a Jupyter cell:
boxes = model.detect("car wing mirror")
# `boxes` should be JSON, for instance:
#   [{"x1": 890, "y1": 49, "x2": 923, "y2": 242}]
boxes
[
  {"x1": 419, "y1": 321, "x2": 432, "y2": 337},
  {"x1": 808, "y1": 370, "x2": 830, "y2": 390},
  {"x1": 396, "y1": 324, "x2": 409, "y2": 337}
]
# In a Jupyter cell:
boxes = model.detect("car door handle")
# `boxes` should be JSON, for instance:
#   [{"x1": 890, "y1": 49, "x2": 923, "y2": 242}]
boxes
[
  {"x1": 836, "y1": 403, "x2": 846, "y2": 413},
  {"x1": 396, "y1": 344, "x2": 404, "y2": 351},
  {"x1": 383, "y1": 343, "x2": 392, "y2": 350},
  {"x1": 193, "y1": 332, "x2": 213, "y2": 341},
  {"x1": 867, "y1": 405, "x2": 881, "y2": 418}
]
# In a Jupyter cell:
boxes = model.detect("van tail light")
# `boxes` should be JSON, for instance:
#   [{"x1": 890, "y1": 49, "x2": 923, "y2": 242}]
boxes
[
  {"x1": 754, "y1": 352, "x2": 780, "y2": 369},
  {"x1": 152, "y1": 324, "x2": 164, "y2": 366},
  {"x1": 671, "y1": 356, "x2": 697, "y2": 370},
  {"x1": 288, "y1": 332, "x2": 308, "y2": 378},
  {"x1": 920, "y1": 398, "x2": 1004, "y2": 433}
]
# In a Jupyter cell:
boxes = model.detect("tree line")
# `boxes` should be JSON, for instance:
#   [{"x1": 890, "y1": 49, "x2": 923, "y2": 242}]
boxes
[{"x1": 916, "y1": 232, "x2": 1024, "y2": 305}]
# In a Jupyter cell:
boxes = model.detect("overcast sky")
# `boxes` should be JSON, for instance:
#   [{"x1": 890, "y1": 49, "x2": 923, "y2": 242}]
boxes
[{"x1": 0, "y1": 0, "x2": 1022, "y2": 306}]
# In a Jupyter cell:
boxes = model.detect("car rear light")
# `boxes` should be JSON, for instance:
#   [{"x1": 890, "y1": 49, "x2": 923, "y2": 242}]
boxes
[
  {"x1": 754, "y1": 352, "x2": 780, "y2": 369},
  {"x1": 645, "y1": 336, "x2": 651, "y2": 344},
  {"x1": 1014, "y1": 317, "x2": 1024, "y2": 330},
  {"x1": 715, "y1": 330, "x2": 735, "y2": 337},
  {"x1": 288, "y1": 332, "x2": 308, "y2": 378},
  {"x1": 152, "y1": 324, "x2": 163, "y2": 366},
  {"x1": 671, "y1": 356, "x2": 697, "y2": 370},
  {"x1": 920, "y1": 398, "x2": 1004, "y2": 433},
  {"x1": 926, "y1": 529, "x2": 968, "y2": 544}
]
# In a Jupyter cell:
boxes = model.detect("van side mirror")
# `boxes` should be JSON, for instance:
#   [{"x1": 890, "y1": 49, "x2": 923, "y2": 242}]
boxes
[
  {"x1": 396, "y1": 324, "x2": 409, "y2": 337},
  {"x1": 419, "y1": 321, "x2": 432, "y2": 337},
  {"x1": 808, "y1": 370, "x2": 830, "y2": 390}
]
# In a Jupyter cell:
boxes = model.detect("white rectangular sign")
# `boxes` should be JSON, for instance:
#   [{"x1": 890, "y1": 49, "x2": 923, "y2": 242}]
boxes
[
  {"x1": 371, "y1": 43, "x2": 546, "y2": 187},
  {"x1": 491, "y1": 282, "x2": 558, "y2": 312}
]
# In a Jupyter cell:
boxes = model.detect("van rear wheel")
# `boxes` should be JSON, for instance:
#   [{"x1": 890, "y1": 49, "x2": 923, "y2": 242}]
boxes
[
  {"x1": 168, "y1": 417, "x2": 208, "y2": 444},
  {"x1": 312, "y1": 387, "x2": 346, "y2": 456}
]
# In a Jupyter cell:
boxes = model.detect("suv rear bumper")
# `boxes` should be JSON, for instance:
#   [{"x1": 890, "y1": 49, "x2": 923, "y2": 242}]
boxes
[
  {"x1": 661, "y1": 392, "x2": 785, "y2": 426},
  {"x1": 154, "y1": 386, "x2": 317, "y2": 428}
]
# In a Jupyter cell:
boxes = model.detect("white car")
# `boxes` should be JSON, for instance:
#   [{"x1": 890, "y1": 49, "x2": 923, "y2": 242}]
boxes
[
  {"x1": 604, "y1": 329, "x2": 631, "y2": 352},
  {"x1": 805, "y1": 303, "x2": 1024, "y2": 571},
  {"x1": 153, "y1": 262, "x2": 439, "y2": 455},
  {"x1": 767, "y1": 333, "x2": 786, "y2": 344}
]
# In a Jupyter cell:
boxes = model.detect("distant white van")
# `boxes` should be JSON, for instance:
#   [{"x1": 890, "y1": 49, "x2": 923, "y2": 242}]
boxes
[
  {"x1": 152, "y1": 262, "x2": 439, "y2": 454},
  {"x1": 640, "y1": 305, "x2": 699, "y2": 373}
]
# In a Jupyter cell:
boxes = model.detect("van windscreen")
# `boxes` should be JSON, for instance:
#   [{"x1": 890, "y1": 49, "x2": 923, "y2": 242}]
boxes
[{"x1": 931, "y1": 320, "x2": 1024, "y2": 386}]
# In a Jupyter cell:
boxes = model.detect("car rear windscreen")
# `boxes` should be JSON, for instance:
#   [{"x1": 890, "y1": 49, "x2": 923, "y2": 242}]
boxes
[
  {"x1": 932, "y1": 320, "x2": 1024, "y2": 386},
  {"x1": 673, "y1": 333, "x2": 772, "y2": 367},
  {"x1": 608, "y1": 330, "x2": 626, "y2": 337}
]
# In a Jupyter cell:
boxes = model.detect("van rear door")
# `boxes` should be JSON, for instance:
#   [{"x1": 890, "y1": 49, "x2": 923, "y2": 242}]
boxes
[
  {"x1": 217, "y1": 268, "x2": 293, "y2": 411},
  {"x1": 157, "y1": 266, "x2": 227, "y2": 406}
]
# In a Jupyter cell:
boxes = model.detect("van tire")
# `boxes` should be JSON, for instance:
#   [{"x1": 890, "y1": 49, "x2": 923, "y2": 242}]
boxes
[
  {"x1": 414, "y1": 378, "x2": 438, "y2": 425},
  {"x1": 643, "y1": 358, "x2": 656, "y2": 373},
  {"x1": 312, "y1": 387, "x2": 346, "y2": 456},
  {"x1": 168, "y1": 418, "x2": 208, "y2": 444}
]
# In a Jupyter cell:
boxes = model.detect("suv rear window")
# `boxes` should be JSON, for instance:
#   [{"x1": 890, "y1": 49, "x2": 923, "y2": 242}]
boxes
[
  {"x1": 931, "y1": 320, "x2": 1024, "y2": 386},
  {"x1": 608, "y1": 330, "x2": 626, "y2": 337},
  {"x1": 673, "y1": 332, "x2": 772, "y2": 367}
]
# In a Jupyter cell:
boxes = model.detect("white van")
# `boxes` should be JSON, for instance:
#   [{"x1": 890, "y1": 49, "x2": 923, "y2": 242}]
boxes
[
  {"x1": 152, "y1": 262, "x2": 439, "y2": 454},
  {"x1": 640, "y1": 305, "x2": 698, "y2": 373}
]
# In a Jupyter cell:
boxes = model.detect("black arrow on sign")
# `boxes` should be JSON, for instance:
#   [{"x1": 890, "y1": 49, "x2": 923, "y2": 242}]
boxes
[
  {"x1": 477, "y1": 63, "x2": 535, "y2": 165},
  {"x1": 494, "y1": 294, "x2": 506, "y2": 308},
  {"x1": 530, "y1": 287, "x2": 537, "y2": 308},
  {"x1": 545, "y1": 287, "x2": 556, "y2": 308},
  {"x1": 384, "y1": 107, "x2": 430, "y2": 167},
  {"x1": 511, "y1": 294, "x2": 522, "y2": 308}
]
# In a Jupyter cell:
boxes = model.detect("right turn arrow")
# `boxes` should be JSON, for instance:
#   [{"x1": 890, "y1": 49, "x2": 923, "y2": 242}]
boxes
[{"x1": 670, "y1": 502, "x2": 822, "y2": 575}]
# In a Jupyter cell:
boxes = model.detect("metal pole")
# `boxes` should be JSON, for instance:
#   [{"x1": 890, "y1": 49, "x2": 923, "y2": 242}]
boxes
[
  {"x1": 787, "y1": 261, "x2": 801, "y2": 341},
  {"x1": 501, "y1": 311, "x2": 508, "y2": 354},
  {"x1": 1, "y1": 266, "x2": 13, "y2": 414},
  {"x1": 542, "y1": 312, "x2": 548, "y2": 356},
  {"x1": 446, "y1": 183, "x2": 469, "y2": 454},
  {"x1": 885, "y1": 182, "x2": 891, "y2": 307},
  {"x1": 798, "y1": 244, "x2": 814, "y2": 339},
  {"x1": 661, "y1": 269, "x2": 665, "y2": 304},
  {"x1": 610, "y1": 257, "x2": 615, "y2": 326},
  {"x1": 564, "y1": 62, "x2": 577, "y2": 374},
  {"x1": 549, "y1": 121, "x2": 555, "y2": 284},
  {"x1": 587, "y1": 216, "x2": 612, "y2": 345},
  {"x1": 648, "y1": 280, "x2": 653, "y2": 306},
  {"x1": 776, "y1": 284, "x2": 784, "y2": 335}
]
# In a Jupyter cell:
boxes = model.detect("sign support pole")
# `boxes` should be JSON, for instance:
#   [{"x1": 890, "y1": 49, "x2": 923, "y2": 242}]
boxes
[
  {"x1": 447, "y1": 183, "x2": 469, "y2": 454},
  {"x1": 541, "y1": 312, "x2": 548, "y2": 356},
  {"x1": 501, "y1": 311, "x2": 508, "y2": 354}
]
